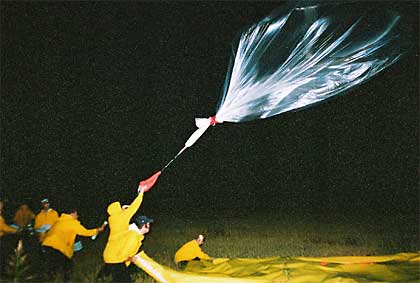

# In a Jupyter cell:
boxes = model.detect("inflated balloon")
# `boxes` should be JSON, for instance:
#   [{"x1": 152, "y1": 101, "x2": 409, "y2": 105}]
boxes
[
  {"x1": 215, "y1": 2, "x2": 408, "y2": 123},
  {"x1": 164, "y1": 0, "x2": 410, "y2": 169}
]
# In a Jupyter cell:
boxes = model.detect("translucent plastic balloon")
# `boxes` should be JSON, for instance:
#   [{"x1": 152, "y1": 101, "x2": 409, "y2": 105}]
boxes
[
  {"x1": 163, "y1": 1, "x2": 411, "y2": 170},
  {"x1": 215, "y1": 1, "x2": 410, "y2": 123}
]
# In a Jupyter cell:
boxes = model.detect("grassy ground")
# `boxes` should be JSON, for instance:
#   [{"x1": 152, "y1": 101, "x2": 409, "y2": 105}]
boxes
[
  {"x1": 73, "y1": 211, "x2": 418, "y2": 283},
  {"x1": 3, "y1": 211, "x2": 419, "y2": 282}
]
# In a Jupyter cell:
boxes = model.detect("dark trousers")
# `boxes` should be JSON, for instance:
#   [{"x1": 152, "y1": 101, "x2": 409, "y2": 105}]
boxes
[
  {"x1": 177, "y1": 257, "x2": 201, "y2": 269},
  {"x1": 177, "y1": 260, "x2": 189, "y2": 269},
  {"x1": 105, "y1": 263, "x2": 132, "y2": 283},
  {"x1": 0, "y1": 234, "x2": 19, "y2": 276},
  {"x1": 42, "y1": 246, "x2": 73, "y2": 283}
]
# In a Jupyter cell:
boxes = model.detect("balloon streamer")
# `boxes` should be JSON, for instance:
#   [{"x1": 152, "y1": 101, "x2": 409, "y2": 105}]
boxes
[{"x1": 155, "y1": 1, "x2": 410, "y2": 174}]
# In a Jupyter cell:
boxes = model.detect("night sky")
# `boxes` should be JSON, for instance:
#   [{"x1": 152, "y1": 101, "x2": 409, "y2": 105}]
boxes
[{"x1": 1, "y1": 1, "x2": 418, "y2": 223}]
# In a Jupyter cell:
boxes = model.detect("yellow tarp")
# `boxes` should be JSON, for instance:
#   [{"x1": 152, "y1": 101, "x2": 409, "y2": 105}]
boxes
[{"x1": 133, "y1": 251, "x2": 420, "y2": 283}]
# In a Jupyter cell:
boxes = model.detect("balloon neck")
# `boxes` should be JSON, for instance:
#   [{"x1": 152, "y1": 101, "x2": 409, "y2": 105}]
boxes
[{"x1": 209, "y1": 115, "x2": 219, "y2": 126}]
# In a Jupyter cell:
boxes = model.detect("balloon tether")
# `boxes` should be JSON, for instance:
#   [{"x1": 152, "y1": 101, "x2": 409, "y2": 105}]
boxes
[{"x1": 161, "y1": 147, "x2": 186, "y2": 172}]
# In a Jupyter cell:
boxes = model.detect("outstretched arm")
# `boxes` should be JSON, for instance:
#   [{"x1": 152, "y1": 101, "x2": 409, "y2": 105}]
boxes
[
  {"x1": 124, "y1": 190, "x2": 144, "y2": 219},
  {"x1": 76, "y1": 222, "x2": 100, "y2": 237},
  {"x1": 0, "y1": 216, "x2": 17, "y2": 234}
]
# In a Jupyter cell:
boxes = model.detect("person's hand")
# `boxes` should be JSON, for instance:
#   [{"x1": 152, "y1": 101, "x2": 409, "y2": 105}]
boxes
[
  {"x1": 96, "y1": 224, "x2": 106, "y2": 233},
  {"x1": 129, "y1": 255, "x2": 140, "y2": 263},
  {"x1": 138, "y1": 171, "x2": 161, "y2": 193},
  {"x1": 137, "y1": 185, "x2": 145, "y2": 194}
]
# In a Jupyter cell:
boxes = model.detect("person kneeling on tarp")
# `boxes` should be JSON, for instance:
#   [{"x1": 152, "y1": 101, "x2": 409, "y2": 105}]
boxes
[
  {"x1": 174, "y1": 234, "x2": 212, "y2": 269},
  {"x1": 42, "y1": 208, "x2": 105, "y2": 283}
]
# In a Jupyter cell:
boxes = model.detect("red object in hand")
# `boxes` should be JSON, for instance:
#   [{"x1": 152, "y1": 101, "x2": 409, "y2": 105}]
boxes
[{"x1": 139, "y1": 171, "x2": 162, "y2": 192}]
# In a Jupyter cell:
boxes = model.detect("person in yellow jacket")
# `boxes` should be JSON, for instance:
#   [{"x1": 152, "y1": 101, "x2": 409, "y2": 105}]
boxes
[
  {"x1": 41, "y1": 207, "x2": 105, "y2": 282},
  {"x1": 0, "y1": 200, "x2": 18, "y2": 237},
  {"x1": 103, "y1": 186, "x2": 154, "y2": 283},
  {"x1": 0, "y1": 199, "x2": 18, "y2": 275},
  {"x1": 174, "y1": 234, "x2": 212, "y2": 268},
  {"x1": 34, "y1": 198, "x2": 59, "y2": 242},
  {"x1": 13, "y1": 203, "x2": 35, "y2": 228}
]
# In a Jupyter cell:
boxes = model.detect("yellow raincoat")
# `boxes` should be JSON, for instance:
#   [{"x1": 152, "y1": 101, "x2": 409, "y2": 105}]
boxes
[
  {"x1": 103, "y1": 192, "x2": 144, "y2": 264},
  {"x1": 35, "y1": 208, "x2": 59, "y2": 242},
  {"x1": 13, "y1": 204, "x2": 35, "y2": 227},
  {"x1": 174, "y1": 239, "x2": 211, "y2": 263},
  {"x1": 0, "y1": 215, "x2": 17, "y2": 236},
  {"x1": 42, "y1": 213, "x2": 97, "y2": 259}
]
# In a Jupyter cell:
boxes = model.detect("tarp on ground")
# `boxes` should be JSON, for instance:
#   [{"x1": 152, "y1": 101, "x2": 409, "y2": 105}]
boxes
[{"x1": 133, "y1": 251, "x2": 420, "y2": 283}]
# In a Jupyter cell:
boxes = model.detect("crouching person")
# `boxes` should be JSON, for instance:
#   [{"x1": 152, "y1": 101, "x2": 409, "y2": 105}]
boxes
[
  {"x1": 42, "y1": 208, "x2": 105, "y2": 282},
  {"x1": 174, "y1": 234, "x2": 212, "y2": 269}
]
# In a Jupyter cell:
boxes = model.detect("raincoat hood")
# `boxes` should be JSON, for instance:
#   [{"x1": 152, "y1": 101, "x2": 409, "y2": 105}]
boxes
[{"x1": 107, "y1": 202, "x2": 122, "y2": 215}]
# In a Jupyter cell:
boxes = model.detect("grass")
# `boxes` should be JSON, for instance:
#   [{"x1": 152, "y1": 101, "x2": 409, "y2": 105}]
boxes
[{"x1": 4, "y1": 211, "x2": 419, "y2": 282}]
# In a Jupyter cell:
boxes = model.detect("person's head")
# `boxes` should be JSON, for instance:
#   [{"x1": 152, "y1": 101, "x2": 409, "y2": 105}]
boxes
[
  {"x1": 20, "y1": 204, "x2": 29, "y2": 211},
  {"x1": 134, "y1": 215, "x2": 154, "y2": 235},
  {"x1": 196, "y1": 234, "x2": 206, "y2": 246},
  {"x1": 66, "y1": 208, "x2": 78, "y2": 219},
  {"x1": 41, "y1": 198, "x2": 50, "y2": 210}
]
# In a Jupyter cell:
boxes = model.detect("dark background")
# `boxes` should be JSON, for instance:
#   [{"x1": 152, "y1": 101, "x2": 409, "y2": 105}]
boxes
[{"x1": 1, "y1": 1, "x2": 418, "y2": 225}]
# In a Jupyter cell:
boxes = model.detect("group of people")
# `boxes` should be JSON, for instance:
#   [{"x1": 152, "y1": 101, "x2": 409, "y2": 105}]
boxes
[
  {"x1": 0, "y1": 182, "x2": 212, "y2": 283},
  {"x1": 1, "y1": 198, "x2": 59, "y2": 239},
  {"x1": 0, "y1": 198, "x2": 60, "y2": 275},
  {"x1": 101, "y1": 184, "x2": 212, "y2": 282}
]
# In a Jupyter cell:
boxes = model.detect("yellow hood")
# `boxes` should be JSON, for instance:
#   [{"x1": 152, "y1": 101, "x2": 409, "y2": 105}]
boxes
[{"x1": 107, "y1": 201, "x2": 122, "y2": 215}]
